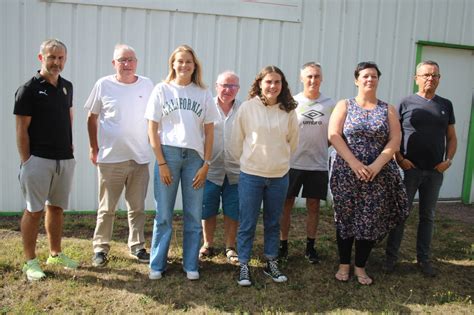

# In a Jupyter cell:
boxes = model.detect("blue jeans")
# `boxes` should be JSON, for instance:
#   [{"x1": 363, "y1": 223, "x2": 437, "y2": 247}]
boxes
[
  {"x1": 149, "y1": 145, "x2": 204, "y2": 273},
  {"x1": 386, "y1": 168, "x2": 443, "y2": 263},
  {"x1": 237, "y1": 172, "x2": 289, "y2": 264},
  {"x1": 202, "y1": 176, "x2": 239, "y2": 221}
]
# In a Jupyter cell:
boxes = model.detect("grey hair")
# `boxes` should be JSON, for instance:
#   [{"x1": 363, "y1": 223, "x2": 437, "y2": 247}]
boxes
[
  {"x1": 39, "y1": 39, "x2": 67, "y2": 55},
  {"x1": 300, "y1": 61, "x2": 322, "y2": 74},
  {"x1": 416, "y1": 60, "x2": 440, "y2": 73},
  {"x1": 216, "y1": 70, "x2": 239, "y2": 83},
  {"x1": 113, "y1": 44, "x2": 136, "y2": 60}
]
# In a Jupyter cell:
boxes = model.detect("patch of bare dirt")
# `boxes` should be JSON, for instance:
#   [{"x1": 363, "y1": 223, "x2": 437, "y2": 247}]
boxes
[{"x1": 436, "y1": 202, "x2": 474, "y2": 224}]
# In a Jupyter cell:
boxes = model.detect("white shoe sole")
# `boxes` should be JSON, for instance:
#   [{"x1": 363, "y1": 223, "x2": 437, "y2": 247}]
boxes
[
  {"x1": 149, "y1": 271, "x2": 163, "y2": 280},
  {"x1": 237, "y1": 279, "x2": 251, "y2": 286},
  {"x1": 263, "y1": 270, "x2": 288, "y2": 283},
  {"x1": 26, "y1": 273, "x2": 46, "y2": 281}
]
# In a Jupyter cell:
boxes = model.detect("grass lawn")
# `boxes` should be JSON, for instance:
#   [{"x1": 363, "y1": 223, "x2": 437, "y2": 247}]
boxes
[{"x1": 0, "y1": 204, "x2": 473, "y2": 313}]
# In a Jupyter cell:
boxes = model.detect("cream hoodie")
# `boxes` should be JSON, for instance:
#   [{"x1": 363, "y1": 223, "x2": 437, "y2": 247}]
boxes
[{"x1": 230, "y1": 96, "x2": 299, "y2": 178}]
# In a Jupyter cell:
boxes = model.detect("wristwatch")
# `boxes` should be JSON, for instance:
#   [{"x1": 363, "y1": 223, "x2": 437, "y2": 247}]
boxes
[
  {"x1": 204, "y1": 160, "x2": 211, "y2": 166},
  {"x1": 445, "y1": 158, "x2": 452, "y2": 166}
]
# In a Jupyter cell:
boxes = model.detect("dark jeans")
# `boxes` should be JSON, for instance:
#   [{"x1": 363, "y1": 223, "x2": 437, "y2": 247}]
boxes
[{"x1": 386, "y1": 168, "x2": 443, "y2": 263}]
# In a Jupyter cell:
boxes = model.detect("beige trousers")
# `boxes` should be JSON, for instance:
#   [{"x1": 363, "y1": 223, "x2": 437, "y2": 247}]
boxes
[{"x1": 92, "y1": 161, "x2": 149, "y2": 254}]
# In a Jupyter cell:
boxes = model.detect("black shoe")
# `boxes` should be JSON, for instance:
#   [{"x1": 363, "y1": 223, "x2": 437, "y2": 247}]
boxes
[
  {"x1": 383, "y1": 258, "x2": 396, "y2": 273},
  {"x1": 130, "y1": 248, "x2": 150, "y2": 263},
  {"x1": 237, "y1": 263, "x2": 252, "y2": 287},
  {"x1": 278, "y1": 245, "x2": 288, "y2": 261},
  {"x1": 263, "y1": 259, "x2": 288, "y2": 283},
  {"x1": 417, "y1": 261, "x2": 437, "y2": 277},
  {"x1": 92, "y1": 252, "x2": 108, "y2": 267},
  {"x1": 305, "y1": 247, "x2": 320, "y2": 264}
]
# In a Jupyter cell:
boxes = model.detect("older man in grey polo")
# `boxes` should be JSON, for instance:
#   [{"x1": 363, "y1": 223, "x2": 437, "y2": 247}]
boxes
[{"x1": 199, "y1": 71, "x2": 241, "y2": 264}]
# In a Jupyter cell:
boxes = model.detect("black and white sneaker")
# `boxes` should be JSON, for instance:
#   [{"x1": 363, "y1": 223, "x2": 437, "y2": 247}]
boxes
[
  {"x1": 305, "y1": 247, "x2": 320, "y2": 264},
  {"x1": 130, "y1": 248, "x2": 150, "y2": 263},
  {"x1": 237, "y1": 263, "x2": 252, "y2": 287},
  {"x1": 92, "y1": 252, "x2": 108, "y2": 267},
  {"x1": 264, "y1": 259, "x2": 288, "y2": 283}
]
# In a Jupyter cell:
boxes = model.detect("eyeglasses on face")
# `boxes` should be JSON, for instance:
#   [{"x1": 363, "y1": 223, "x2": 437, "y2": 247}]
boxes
[
  {"x1": 217, "y1": 83, "x2": 240, "y2": 90},
  {"x1": 417, "y1": 73, "x2": 440, "y2": 79},
  {"x1": 116, "y1": 57, "x2": 137, "y2": 64}
]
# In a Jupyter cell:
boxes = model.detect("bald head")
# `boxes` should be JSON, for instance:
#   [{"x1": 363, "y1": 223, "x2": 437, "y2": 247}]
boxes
[{"x1": 113, "y1": 44, "x2": 136, "y2": 60}]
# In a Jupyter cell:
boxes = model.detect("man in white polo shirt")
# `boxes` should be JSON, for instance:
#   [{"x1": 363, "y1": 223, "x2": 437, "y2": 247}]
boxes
[{"x1": 85, "y1": 44, "x2": 153, "y2": 267}]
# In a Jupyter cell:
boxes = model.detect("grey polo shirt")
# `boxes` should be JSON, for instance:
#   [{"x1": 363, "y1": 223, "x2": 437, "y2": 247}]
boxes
[{"x1": 207, "y1": 97, "x2": 241, "y2": 186}]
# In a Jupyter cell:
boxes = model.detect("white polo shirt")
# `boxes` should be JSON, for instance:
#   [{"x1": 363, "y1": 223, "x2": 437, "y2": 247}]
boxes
[{"x1": 84, "y1": 74, "x2": 154, "y2": 164}]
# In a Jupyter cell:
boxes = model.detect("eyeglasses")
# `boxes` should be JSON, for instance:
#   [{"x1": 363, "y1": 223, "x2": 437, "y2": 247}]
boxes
[
  {"x1": 417, "y1": 73, "x2": 440, "y2": 79},
  {"x1": 217, "y1": 83, "x2": 240, "y2": 90},
  {"x1": 116, "y1": 57, "x2": 137, "y2": 64}
]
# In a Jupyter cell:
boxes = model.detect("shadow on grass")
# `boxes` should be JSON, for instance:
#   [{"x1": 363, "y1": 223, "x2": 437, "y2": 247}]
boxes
[
  {"x1": 37, "y1": 253, "x2": 472, "y2": 313},
  {"x1": 1, "y1": 204, "x2": 473, "y2": 313}
]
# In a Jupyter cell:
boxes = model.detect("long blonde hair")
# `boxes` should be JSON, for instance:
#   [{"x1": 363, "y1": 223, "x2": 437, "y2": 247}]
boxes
[{"x1": 165, "y1": 45, "x2": 206, "y2": 89}]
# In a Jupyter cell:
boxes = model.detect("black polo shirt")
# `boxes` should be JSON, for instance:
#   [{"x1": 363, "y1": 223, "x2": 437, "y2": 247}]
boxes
[
  {"x1": 399, "y1": 93, "x2": 455, "y2": 170},
  {"x1": 14, "y1": 71, "x2": 74, "y2": 160}
]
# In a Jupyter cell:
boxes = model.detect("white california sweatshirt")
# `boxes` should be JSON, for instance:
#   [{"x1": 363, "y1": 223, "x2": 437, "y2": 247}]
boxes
[{"x1": 230, "y1": 96, "x2": 299, "y2": 178}]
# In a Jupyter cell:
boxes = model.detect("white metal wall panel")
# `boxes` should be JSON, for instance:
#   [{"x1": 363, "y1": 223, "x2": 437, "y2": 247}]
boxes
[
  {"x1": 461, "y1": 0, "x2": 474, "y2": 44},
  {"x1": 333, "y1": 0, "x2": 362, "y2": 99},
  {"x1": 279, "y1": 22, "x2": 300, "y2": 91},
  {"x1": 388, "y1": 0, "x2": 416, "y2": 101},
  {"x1": 1, "y1": 0, "x2": 474, "y2": 211},
  {"x1": 236, "y1": 18, "x2": 260, "y2": 99},
  {"x1": 214, "y1": 16, "x2": 239, "y2": 81}
]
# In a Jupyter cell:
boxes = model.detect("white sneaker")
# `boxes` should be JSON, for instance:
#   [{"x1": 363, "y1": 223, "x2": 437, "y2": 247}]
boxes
[
  {"x1": 149, "y1": 270, "x2": 163, "y2": 280},
  {"x1": 186, "y1": 270, "x2": 200, "y2": 280}
]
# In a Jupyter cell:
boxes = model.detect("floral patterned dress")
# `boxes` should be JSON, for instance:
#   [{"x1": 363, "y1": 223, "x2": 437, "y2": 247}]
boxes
[{"x1": 330, "y1": 98, "x2": 409, "y2": 241}]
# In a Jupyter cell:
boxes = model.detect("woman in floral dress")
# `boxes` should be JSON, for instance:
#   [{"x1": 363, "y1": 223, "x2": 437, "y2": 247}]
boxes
[{"x1": 328, "y1": 62, "x2": 408, "y2": 285}]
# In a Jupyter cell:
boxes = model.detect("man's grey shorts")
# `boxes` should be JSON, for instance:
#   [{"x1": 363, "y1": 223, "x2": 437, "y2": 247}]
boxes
[{"x1": 18, "y1": 155, "x2": 75, "y2": 212}]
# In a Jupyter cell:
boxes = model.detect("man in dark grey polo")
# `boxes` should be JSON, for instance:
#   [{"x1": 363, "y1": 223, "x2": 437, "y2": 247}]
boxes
[{"x1": 385, "y1": 60, "x2": 457, "y2": 277}]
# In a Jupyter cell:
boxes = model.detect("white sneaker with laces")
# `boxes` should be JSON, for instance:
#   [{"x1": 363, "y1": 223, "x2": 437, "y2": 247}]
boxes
[
  {"x1": 186, "y1": 270, "x2": 200, "y2": 280},
  {"x1": 149, "y1": 270, "x2": 163, "y2": 280}
]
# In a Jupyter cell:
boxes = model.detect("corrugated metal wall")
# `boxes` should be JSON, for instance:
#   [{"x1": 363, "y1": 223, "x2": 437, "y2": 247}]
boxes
[{"x1": 1, "y1": 0, "x2": 473, "y2": 211}]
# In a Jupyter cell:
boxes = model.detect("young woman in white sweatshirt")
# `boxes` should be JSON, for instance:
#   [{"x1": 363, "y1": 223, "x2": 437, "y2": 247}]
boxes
[{"x1": 231, "y1": 65, "x2": 299, "y2": 286}]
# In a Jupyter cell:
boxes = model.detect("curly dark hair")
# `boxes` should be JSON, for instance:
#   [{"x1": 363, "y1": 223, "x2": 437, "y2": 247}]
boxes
[{"x1": 248, "y1": 65, "x2": 297, "y2": 113}]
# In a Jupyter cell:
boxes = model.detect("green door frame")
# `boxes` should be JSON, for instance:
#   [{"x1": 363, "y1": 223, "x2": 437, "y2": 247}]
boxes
[{"x1": 415, "y1": 41, "x2": 474, "y2": 204}]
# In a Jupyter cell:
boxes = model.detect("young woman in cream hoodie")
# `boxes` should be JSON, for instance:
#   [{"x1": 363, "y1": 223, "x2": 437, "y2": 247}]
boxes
[{"x1": 231, "y1": 65, "x2": 299, "y2": 286}]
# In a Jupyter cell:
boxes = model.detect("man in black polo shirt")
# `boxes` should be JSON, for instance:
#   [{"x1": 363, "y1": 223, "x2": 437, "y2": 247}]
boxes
[
  {"x1": 14, "y1": 39, "x2": 78, "y2": 281},
  {"x1": 385, "y1": 60, "x2": 457, "y2": 277}
]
